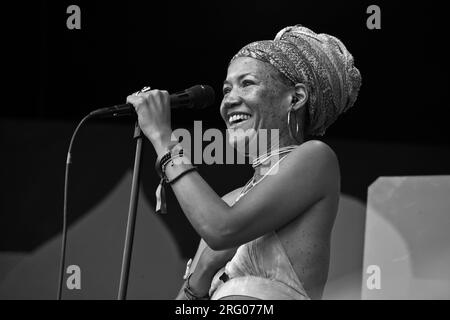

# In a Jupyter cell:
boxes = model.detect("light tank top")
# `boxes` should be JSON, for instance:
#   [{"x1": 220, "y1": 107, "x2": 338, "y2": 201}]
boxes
[
  {"x1": 209, "y1": 151, "x2": 309, "y2": 300},
  {"x1": 209, "y1": 231, "x2": 310, "y2": 300}
]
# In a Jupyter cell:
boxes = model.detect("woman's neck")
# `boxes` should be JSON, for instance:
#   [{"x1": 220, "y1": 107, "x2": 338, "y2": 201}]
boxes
[{"x1": 251, "y1": 139, "x2": 301, "y2": 183}]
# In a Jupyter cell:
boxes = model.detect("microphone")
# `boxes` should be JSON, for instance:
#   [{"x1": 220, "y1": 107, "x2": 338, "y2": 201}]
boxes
[{"x1": 89, "y1": 84, "x2": 215, "y2": 117}]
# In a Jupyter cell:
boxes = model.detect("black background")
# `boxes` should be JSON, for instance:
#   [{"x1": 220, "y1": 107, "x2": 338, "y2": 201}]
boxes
[{"x1": 2, "y1": 0, "x2": 449, "y2": 144}]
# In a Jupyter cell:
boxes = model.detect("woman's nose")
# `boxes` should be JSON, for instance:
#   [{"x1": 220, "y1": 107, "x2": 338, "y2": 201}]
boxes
[{"x1": 222, "y1": 88, "x2": 242, "y2": 109}]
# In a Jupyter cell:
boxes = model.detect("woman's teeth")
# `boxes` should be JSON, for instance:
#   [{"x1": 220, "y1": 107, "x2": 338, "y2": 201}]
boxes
[{"x1": 229, "y1": 114, "x2": 251, "y2": 125}]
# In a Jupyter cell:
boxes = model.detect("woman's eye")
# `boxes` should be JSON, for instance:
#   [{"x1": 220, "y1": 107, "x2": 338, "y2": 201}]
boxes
[
  {"x1": 223, "y1": 87, "x2": 231, "y2": 95},
  {"x1": 242, "y1": 80, "x2": 254, "y2": 87}
]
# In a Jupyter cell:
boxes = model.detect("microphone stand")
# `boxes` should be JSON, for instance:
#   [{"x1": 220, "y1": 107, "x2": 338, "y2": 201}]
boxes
[{"x1": 117, "y1": 121, "x2": 144, "y2": 300}]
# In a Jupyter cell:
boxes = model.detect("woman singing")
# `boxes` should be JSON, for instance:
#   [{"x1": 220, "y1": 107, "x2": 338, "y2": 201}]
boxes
[{"x1": 127, "y1": 25, "x2": 361, "y2": 300}]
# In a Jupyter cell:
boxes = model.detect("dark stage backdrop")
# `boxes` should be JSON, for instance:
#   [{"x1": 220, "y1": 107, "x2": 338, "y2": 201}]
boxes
[
  {"x1": 0, "y1": 0, "x2": 449, "y2": 299},
  {"x1": 3, "y1": 0, "x2": 449, "y2": 143}
]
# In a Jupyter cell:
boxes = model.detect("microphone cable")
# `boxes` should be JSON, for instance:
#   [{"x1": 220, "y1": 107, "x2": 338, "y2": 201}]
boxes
[{"x1": 57, "y1": 114, "x2": 92, "y2": 300}]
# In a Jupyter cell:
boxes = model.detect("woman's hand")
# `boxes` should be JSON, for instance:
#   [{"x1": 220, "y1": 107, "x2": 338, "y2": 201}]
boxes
[
  {"x1": 126, "y1": 89, "x2": 174, "y2": 155},
  {"x1": 186, "y1": 245, "x2": 237, "y2": 297},
  {"x1": 175, "y1": 241, "x2": 237, "y2": 299}
]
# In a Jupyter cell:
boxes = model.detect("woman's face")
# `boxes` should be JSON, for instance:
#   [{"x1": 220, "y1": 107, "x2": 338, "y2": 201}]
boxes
[{"x1": 220, "y1": 57, "x2": 292, "y2": 151}]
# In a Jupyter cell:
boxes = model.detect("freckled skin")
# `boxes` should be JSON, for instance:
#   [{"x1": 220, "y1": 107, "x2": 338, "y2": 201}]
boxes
[
  {"x1": 221, "y1": 57, "x2": 300, "y2": 159},
  {"x1": 218, "y1": 57, "x2": 337, "y2": 300}
]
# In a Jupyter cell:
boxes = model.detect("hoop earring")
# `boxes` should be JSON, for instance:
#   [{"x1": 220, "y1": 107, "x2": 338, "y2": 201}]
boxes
[{"x1": 287, "y1": 107, "x2": 302, "y2": 144}]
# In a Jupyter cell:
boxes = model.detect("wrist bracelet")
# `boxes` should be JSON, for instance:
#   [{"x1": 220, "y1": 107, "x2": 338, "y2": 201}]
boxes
[
  {"x1": 155, "y1": 144, "x2": 183, "y2": 180},
  {"x1": 168, "y1": 167, "x2": 197, "y2": 185},
  {"x1": 155, "y1": 166, "x2": 197, "y2": 214},
  {"x1": 154, "y1": 144, "x2": 184, "y2": 214},
  {"x1": 155, "y1": 178, "x2": 167, "y2": 214},
  {"x1": 161, "y1": 153, "x2": 185, "y2": 179},
  {"x1": 154, "y1": 145, "x2": 196, "y2": 214},
  {"x1": 183, "y1": 273, "x2": 209, "y2": 300}
]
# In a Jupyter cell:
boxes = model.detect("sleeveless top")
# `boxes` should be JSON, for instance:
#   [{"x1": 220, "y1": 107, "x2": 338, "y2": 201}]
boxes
[
  {"x1": 208, "y1": 151, "x2": 309, "y2": 300},
  {"x1": 208, "y1": 231, "x2": 310, "y2": 300}
]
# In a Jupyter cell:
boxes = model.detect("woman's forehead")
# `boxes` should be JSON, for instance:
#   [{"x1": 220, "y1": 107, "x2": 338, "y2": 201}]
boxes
[{"x1": 226, "y1": 57, "x2": 273, "y2": 79}]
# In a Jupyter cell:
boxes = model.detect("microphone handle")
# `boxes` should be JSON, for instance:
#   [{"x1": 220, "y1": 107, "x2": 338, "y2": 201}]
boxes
[{"x1": 89, "y1": 92, "x2": 190, "y2": 118}]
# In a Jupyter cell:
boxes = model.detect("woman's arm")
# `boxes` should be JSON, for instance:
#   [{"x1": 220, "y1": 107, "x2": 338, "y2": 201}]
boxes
[
  {"x1": 166, "y1": 140, "x2": 340, "y2": 250},
  {"x1": 176, "y1": 239, "x2": 237, "y2": 299},
  {"x1": 127, "y1": 90, "x2": 340, "y2": 250}
]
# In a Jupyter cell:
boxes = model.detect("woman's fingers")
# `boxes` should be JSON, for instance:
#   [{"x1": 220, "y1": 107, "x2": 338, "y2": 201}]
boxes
[
  {"x1": 126, "y1": 89, "x2": 173, "y2": 142},
  {"x1": 126, "y1": 94, "x2": 145, "y2": 110},
  {"x1": 145, "y1": 89, "x2": 170, "y2": 111},
  {"x1": 127, "y1": 89, "x2": 170, "y2": 110}
]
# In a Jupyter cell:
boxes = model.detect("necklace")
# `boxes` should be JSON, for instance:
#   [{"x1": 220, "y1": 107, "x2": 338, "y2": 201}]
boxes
[
  {"x1": 251, "y1": 146, "x2": 298, "y2": 168},
  {"x1": 234, "y1": 145, "x2": 297, "y2": 204}
]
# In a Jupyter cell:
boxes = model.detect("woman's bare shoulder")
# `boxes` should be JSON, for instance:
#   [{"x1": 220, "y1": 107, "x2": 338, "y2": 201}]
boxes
[
  {"x1": 288, "y1": 140, "x2": 340, "y2": 182},
  {"x1": 294, "y1": 140, "x2": 338, "y2": 162},
  {"x1": 261, "y1": 140, "x2": 340, "y2": 206}
]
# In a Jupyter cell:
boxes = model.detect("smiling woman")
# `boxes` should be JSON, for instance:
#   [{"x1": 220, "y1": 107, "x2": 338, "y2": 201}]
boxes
[
  {"x1": 126, "y1": 24, "x2": 361, "y2": 300},
  {"x1": 221, "y1": 57, "x2": 304, "y2": 154}
]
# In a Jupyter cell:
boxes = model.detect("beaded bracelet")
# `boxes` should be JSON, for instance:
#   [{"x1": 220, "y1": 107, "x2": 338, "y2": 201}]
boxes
[
  {"x1": 154, "y1": 145, "x2": 196, "y2": 214},
  {"x1": 155, "y1": 145, "x2": 184, "y2": 181},
  {"x1": 162, "y1": 154, "x2": 186, "y2": 181},
  {"x1": 155, "y1": 146, "x2": 177, "y2": 214}
]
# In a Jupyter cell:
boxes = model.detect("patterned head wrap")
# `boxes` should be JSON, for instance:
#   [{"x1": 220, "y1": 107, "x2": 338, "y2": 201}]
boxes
[{"x1": 231, "y1": 25, "x2": 361, "y2": 136}]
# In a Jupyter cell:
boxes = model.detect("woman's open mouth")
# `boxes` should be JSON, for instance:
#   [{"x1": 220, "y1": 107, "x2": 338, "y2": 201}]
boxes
[{"x1": 228, "y1": 112, "x2": 252, "y2": 129}]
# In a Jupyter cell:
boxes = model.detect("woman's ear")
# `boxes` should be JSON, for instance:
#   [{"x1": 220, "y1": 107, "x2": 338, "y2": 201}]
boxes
[{"x1": 291, "y1": 83, "x2": 308, "y2": 111}]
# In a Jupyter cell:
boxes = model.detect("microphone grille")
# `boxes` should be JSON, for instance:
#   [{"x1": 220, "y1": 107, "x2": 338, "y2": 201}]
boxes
[{"x1": 188, "y1": 85, "x2": 215, "y2": 109}]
